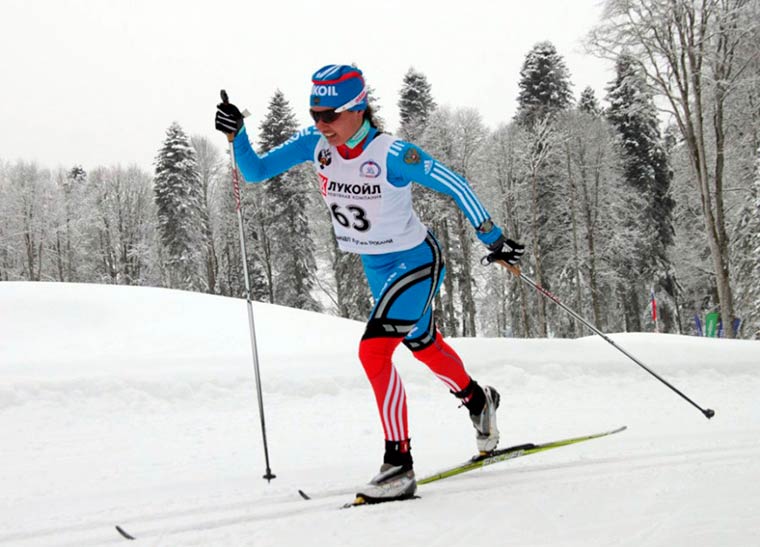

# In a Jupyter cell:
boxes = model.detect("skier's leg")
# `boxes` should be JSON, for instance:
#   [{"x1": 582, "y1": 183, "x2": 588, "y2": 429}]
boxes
[
  {"x1": 398, "y1": 240, "x2": 501, "y2": 453},
  {"x1": 356, "y1": 321, "x2": 416, "y2": 501},
  {"x1": 358, "y1": 328, "x2": 410, "y2": 446},
  {"x1": 356, "y1": 236, "x2": 446, "y2": 499},
  {"x1": 403, "y1": 310, "x2": 471, "y2": 394}
]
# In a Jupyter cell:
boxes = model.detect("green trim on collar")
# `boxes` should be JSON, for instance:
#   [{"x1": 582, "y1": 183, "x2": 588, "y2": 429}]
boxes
[{"x1": 346, "y1": 119, "x2": 370, "y2": 149}]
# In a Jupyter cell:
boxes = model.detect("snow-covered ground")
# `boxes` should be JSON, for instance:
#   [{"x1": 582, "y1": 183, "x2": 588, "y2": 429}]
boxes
[{"x1": 2, "y1": 281, "x2": 759, "y2": 547}]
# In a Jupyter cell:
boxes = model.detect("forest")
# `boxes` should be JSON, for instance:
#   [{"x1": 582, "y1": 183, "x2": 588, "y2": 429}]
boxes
[{"x1": 2, "y1": 0, "x2": 758, "y2": 339}]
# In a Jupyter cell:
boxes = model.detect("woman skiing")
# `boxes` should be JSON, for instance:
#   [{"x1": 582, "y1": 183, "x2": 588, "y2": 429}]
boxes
[{"x1": 215, "y1": 64, "x2": 524, "y2": 502}]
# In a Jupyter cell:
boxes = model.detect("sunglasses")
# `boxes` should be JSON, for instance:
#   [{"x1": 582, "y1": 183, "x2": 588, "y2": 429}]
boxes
[
  {"x1": 309, "y1": 85, "x2": 369, "y2": 124},
  {"x1": 309, "y1": 109, "x2": 343, "y2": 124}
]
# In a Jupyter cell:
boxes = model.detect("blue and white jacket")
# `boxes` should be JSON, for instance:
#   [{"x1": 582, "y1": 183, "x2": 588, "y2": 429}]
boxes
[{"x1": 233, "y1": 124, "x2": 502, "y2": 255}]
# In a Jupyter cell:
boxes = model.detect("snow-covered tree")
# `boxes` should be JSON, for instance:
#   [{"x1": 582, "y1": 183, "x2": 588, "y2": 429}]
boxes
[
  {"x1": 153, "y1": 122, "x2": 207, "y2": 290},
  {"x1": 51, "y1": 165, "x2": 87, "y2": 282},
  {"x1": 732, "y1": 147, "x2": 760, "y2": 338},
  {"x1": 418, "y1": 106, "x2": 488, "y2": 336},
  {"x1": 213, "y1": 159, "x2": 267, "y2": 299},
  {"x1": 560, "y1": 108, "x2": 628, "y2": 333},
  {"x1": 588, "y1": 0, "x2": 760, "y2": 337},
  {"x1": 512, "y1": 42, "x2": 575, "y2": 336},
  {"x1": 191, "y1": 135, "x2": 222, "y2": 293},
  {"x1": 477, "y1": 124, "x2": 526, "y2": 336},
  {"x1": 331, "y1": 240, "x2": 373, "y2": 321},
  {"x1": 515, "y1": 41, "x2": 573, "y2": 127},
  {"x1": 398, "y1": 67, "x2": 437, "y2": 141},
  {"x1": 86, "y1": 165, "x2": 156, "y2": 285},
  {"x1": 255, "y1": 90, "x2": 320, "y2": 311},
  {"x1": 2, "y1": 161, "x2": 55, "y2": 281},
  {"x1": 606, "y1": 52, "x2": 676, "y2": 332},
  {"x1": 578, "y1": 87, "x2": 602, "y2": 116}
]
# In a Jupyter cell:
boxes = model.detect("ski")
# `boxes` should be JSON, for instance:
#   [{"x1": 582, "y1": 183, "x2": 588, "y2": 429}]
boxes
[
  {"x1": 298, "y1": 425, "x2": 627, "y2": 504},
  {"x1": 116, "y1": 426, "x2": 627, "y2": 537},
  {"x1": 417, "y1": 425, "x2": 627, "y2": 485},
  {"x1": 341, "y1": 494, "x2": 420, "y2": 509}
]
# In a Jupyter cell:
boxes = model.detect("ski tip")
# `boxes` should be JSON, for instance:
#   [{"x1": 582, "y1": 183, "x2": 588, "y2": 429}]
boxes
[
  {"x1": 298, "y1": 489, "x2": 311, "y2": 500},
  {"x1": 343, "y1": 493, "x2": 420, "y2": 508},
  {"x1": 342, "y1": 496, "x2": 367, "y2": 509},
  {"x1": 115, "y1": 525, "x2": 136, "y2": 540}
]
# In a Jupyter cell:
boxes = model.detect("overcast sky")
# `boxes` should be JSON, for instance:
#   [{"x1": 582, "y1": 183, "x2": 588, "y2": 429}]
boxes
[{"x1": 0, "y1": 0, "x2": 611, "y2": 173}]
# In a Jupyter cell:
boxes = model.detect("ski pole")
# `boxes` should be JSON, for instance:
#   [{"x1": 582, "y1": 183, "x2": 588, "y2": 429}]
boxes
[
  {"x1": 490, "y1": 258, "x2": 715, "y2": 420},
  {"x1": 221, "y1": 89, "x2": 276, "y2": 480}
]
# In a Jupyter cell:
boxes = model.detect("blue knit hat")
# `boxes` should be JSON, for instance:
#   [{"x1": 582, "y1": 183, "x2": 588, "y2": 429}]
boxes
[{"x1": 310, "y1": 64, "x2": 368, "y2": 111}]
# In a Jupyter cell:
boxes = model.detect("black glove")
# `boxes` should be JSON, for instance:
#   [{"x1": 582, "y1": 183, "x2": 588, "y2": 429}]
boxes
[
  {"x1": 487, "y1": 235, "x2": 525, "y2": 266},
  {"x1": 215, "y1": 102, "x2": 244, "y2": 135}
]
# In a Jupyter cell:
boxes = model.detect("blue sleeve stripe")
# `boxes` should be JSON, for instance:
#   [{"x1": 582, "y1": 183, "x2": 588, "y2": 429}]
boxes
[{"x1": 430, "y1": 163, "x2": 489, "y2": 225}]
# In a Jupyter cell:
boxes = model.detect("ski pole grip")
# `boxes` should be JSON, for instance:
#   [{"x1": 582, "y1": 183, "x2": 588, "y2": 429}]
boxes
[
  {"x1": 503, "y1": 263, "x2": 521, "y2": 277},
  {"x1": 483, "y1": 253, "x2": 521, "y2": 277}
]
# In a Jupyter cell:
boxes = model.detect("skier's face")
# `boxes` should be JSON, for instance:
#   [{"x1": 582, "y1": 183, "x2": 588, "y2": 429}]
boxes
[{"x1": 311, "y1": 107, "x2": 364, "y2": 146}]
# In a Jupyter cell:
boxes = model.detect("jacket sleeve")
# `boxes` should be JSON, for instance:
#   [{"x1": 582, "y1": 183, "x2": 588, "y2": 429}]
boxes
[
  {"x1": 232, "y1": 126, "x2": 321, "y2": 183},
  {"x1": 386, "y1": 140, "x2": 503, "y2": 246}
]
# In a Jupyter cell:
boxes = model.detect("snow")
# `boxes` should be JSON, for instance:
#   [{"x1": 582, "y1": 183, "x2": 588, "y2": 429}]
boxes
[{"x1": 2, "y1": 281, "x2": 759, "y2": 546}]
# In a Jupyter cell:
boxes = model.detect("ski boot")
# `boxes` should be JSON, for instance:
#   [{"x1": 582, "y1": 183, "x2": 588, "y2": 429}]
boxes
[
  {"x1": 355, "y1": 440, "x2": 417, "y2": 504},
  {"x1": 470, "y1": 385, "x2": 501, "y2": 454}
]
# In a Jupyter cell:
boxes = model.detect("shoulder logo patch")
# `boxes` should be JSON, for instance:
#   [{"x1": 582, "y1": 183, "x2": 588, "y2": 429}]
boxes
[{"x1": 403, "y1": 146, "x2": 421, "y2": 165}]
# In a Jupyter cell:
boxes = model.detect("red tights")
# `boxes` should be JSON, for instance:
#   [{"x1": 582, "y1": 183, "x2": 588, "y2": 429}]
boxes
[{"x1": 358, "y1": 331, "x2": 471, "y2": 442}]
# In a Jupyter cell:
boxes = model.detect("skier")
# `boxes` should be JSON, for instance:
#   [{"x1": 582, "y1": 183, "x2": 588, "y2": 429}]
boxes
[{"x1": 215, "y1": 64, "x2": 524, "y2": 502}]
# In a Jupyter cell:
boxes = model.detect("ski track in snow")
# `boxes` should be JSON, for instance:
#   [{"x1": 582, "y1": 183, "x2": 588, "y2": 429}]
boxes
[{"x1": 2, "y1": 282, "x2": 759, "y2": 546}]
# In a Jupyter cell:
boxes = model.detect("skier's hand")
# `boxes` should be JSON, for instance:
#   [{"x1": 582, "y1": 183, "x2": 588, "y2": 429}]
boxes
[
  {"x1": 486, "y1": 235, "x2": 525, "y2": 266},
  {"x1": 215, "y1": 102, "x2": 244, "y2": 135}
]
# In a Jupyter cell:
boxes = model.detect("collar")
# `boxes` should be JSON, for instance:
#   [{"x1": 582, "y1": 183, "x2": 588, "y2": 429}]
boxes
[{"x1": 337, "y1": 119, "x2": 375, "y2": 159}]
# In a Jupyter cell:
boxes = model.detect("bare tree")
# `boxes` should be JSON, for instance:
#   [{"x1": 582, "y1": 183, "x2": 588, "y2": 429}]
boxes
[
  {"x1": 588, "y1": 0, "x2": 760, "y2": 337},
  {"x1": 191, "y1": 135, "x2": 222, "y2": 293},
  {"x1": 5, "y1": 161, "x2": 53, "y2": 281},
  {"x1": 480, "y1": 124, "x2": 530, "y2": 336},
  {"x1": 519, "y1": 115, "x2": 566, "y2": 337}
]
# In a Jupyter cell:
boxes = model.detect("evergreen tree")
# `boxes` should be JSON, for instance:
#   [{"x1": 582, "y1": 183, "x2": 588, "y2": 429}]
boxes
[
  {"x1": 153, "y1": 122, "x2": 207, "y2": 290},
  {"x1": 348, "y1": 61, "x2": 385, "y2": 131},
  {"x1": 515, "y1": 41, "x2": 573, "y2": 127},
  {"x1": 578, "y1": 87, "x2": 602, "y2": 116},
  {"x1": 255, "y1": 90, "x2": 320, "y2": 311},
  {"x1": 398, "y1": 67, "x2": 437, "y2": 141},
  {"x1": 606, "y1": 52, "x2": 676, "y2": 331},
  {"x1": 514, "y1": 42, "x2": 574, "y2": 336},
  {"x1": 365, "y1": 82, "x2": 385, "y2": 132},
  {"x1": 214, "y1": 159, "x2": 268, "y2": 299}
]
